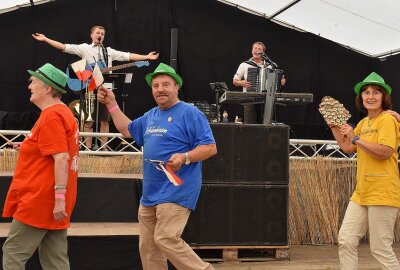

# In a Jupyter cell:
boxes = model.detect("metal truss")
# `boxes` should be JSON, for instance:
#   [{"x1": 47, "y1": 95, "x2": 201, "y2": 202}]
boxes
[
  {"x1": 0, "y1": 130, "x2": 142, "y2": 155},
  {"x1": 290, "y1": 139, "x2": 355, "y2": 159},
  {"x1": 1, "y1": 130, "x2": 358, "y2": 158}
]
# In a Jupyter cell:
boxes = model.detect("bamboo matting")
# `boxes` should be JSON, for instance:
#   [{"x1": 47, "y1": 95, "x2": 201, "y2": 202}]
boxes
[
  {"x1": 0, "y1": 150, "x2": 143, "y2": 174},
  {"x1": 289, "y1": 157, "x2": 400, "y2": 245}
]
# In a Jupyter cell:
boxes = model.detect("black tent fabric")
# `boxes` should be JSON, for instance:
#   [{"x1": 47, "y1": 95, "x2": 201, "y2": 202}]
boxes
[{"x1": 1, "y1": 0, "x2": 399, "y2": 138}]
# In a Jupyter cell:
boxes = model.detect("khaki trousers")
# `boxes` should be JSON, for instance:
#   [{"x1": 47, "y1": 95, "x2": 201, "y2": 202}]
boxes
[
  {"x1": 338, "y1": 201, "x2": 400, "y2": 270},
  {"x1": 2, "y1": 219, "x2": 69, "y2": 270},
  {"x1": 139, "y1": 203, "x2": 214, "y2": 270}
]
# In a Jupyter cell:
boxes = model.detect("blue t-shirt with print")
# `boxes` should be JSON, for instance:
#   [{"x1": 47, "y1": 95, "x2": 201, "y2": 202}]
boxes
[{"x1": 128, "y1": 102, "x2": 215, "y2": 210}]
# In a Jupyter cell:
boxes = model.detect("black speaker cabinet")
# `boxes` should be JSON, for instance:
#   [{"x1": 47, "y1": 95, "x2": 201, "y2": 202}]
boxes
[
  {"x1": 0, "y1": 176, "x2": 141, "y2": 223},
  {"x1": 183, "y1": 184, "x2": 288, "y2": 246},
  {"x1": 203, "y1": 123, "x2": 289, "y2": 184}
]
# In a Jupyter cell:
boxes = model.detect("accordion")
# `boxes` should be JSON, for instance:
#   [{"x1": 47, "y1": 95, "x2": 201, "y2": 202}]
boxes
[{"x1": 246, "y1": 67, "x2": 283, "y2": 93}]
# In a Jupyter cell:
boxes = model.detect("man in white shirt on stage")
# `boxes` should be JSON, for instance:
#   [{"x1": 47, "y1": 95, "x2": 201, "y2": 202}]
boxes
[{"x1": 32, "y1": 25, "x2": 159, "y2": 149}]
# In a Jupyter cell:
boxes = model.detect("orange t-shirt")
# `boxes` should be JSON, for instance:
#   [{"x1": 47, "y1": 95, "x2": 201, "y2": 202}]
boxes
[{"x1": 2, "y1": 104, "x2": 79, "y2": 229}]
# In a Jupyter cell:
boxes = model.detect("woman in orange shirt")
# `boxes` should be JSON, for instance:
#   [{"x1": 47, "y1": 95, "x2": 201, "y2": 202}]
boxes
[{"x1": 2, "y1": 63, "x2": 79, "y2": 270}]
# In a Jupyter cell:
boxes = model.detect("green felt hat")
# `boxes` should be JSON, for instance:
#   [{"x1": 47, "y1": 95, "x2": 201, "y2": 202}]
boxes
[
  {"x1": 354, "y1": 72, "x2": 392, "y2": 95},
  {"x1": 145, "y1": 63, "x2": 183, "y2": 88},
  {"x1": 28, "y1": 63, "x2": 68, "y2": 93}
]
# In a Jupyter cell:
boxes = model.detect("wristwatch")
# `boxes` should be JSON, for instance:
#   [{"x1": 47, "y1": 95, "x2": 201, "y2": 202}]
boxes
[
  {"x1": 351, "y1": 136, "x2": 360, "y2": 145},
  {"x1": 54, "y1": 185, "x2": 67, "y2": 190},
  {"x1": 183, "y1": 152, "x2": 191, "y2": 165}
]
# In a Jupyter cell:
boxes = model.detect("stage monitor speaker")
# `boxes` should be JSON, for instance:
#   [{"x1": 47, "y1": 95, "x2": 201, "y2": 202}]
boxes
[
  {"x1": 0, "y1": 176, "x2": 141, "y2": 223},
  {"x1": 203, "y1": 123, "x2": 289, "y2": 184},
  {"x1": 0, "y1": 176, "x2": 12, "y2": 222},
  {"x1": 183, "y1": 184, "x2": 288, "y2": 246}
]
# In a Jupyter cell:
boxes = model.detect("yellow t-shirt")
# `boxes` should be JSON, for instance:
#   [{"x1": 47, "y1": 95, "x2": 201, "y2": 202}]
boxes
[{"x1": 351, "y1": 113, "x2": 400, "y2": 207}]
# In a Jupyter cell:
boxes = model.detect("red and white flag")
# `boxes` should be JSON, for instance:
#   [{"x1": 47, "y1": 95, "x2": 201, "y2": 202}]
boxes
[
  {"x1": 70, "y1": 59, "x2": 93, "y2": 82},
  {"x1": 146, "y1": 159, "x2": 183, "y2": 186},
  {"x1": 88, "y1": 63, "x2": 104, "y2": 92},
  {"x1": 164, "y1": 163, "x2": 183, "y2": 186}
]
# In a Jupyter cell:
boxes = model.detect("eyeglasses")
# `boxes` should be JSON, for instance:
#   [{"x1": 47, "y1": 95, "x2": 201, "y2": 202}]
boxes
[{"x1": 362, "y1": 90, "x2": 382, "y2": 97}]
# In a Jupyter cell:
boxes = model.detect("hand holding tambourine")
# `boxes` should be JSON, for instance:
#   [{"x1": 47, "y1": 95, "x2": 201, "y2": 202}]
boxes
[{"x1": 318, "y1": 96, "x2": 351, "y2": 127}]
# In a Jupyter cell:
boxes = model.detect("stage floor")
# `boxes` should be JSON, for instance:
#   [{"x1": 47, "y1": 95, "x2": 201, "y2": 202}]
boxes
[
  {"x1": 0, "y1": 230, "x2": 398, "y2": 269},
  {"x1": 212, "y1": 243, "x2": 400, "y2": 270}
]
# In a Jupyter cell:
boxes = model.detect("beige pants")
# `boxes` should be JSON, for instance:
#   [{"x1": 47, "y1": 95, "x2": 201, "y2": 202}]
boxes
[
  {"x1": 2, "y1": 219, "x2": 69, "y2": 270},
  {"x1": 139, "y1": 203, "x2": 215, "y2": 270},
  {"x1": 338, "y1": 201, "x2": 400, "y2": 270}
]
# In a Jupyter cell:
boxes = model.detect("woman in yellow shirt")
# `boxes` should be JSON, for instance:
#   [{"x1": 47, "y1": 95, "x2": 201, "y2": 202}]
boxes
[{"x1": 329, "y1": 72, "x2": 400, "y2": 270}]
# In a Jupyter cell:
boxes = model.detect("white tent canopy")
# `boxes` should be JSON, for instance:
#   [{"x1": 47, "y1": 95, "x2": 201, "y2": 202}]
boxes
[
  {"x1": 219, "y1": 0, "x2": 400, "y2": 58},
  {"x1": 0, "y1": 0, "x2": 49, "y2": 14},
  {"x1": 3, "y1": 0, "x2": 400, "y2": 58}
]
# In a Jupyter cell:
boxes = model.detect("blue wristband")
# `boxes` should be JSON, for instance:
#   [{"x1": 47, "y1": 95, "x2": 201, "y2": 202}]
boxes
[{"x1": 351, "y1": 136, "x2": 360, "y2": 145}]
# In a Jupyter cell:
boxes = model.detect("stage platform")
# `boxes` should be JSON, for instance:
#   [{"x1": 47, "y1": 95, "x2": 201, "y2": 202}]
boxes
[
  {"x1": 211, "y1": 243, "x2": 400, "y2": 269},
  {"x1": 0, "y1": 222, "x2": 139, "y2": 237},
  {"x1": 1, "y1": 166, "x2": 400, "y2": 269},
  {"x1": 0, "y1": 238, "x2": 396, "y2": 269}
]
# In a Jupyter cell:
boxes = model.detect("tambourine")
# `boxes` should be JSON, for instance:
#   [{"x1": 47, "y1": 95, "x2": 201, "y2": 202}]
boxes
[{"x1": 318, "y1": 96, "x2": 351, "y2": 126}]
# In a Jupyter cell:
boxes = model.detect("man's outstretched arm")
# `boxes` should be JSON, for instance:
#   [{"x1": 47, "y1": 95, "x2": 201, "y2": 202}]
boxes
[{"x1": 32, "y1": 33, "x2": 66, "y2": 51}]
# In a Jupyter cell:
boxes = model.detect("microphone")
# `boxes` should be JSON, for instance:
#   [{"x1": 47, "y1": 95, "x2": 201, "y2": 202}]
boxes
[
  {"x1": 260, "y1": 52, "x2": 278, "y2": 68},
  {"x1": 97, "y1": 37, "x2": 104, "y2": 48}
]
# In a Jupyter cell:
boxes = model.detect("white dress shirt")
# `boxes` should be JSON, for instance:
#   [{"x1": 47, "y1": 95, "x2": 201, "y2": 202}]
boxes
[{"x1": 64, "y1": 43, "x2": 130, "y2": 67}]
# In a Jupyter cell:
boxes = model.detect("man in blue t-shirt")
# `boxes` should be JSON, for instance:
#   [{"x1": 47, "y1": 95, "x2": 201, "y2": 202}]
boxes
[{"x1": 97, "y1": 63, "x2": 217, "y2": 270}]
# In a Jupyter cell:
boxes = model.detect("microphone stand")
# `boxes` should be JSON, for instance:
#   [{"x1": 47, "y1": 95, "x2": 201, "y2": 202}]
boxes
[
  {"x1": 262, "y1": 53, "x2": 278, "y2": 69},
  {"x1": 93, "y1": 39, "x2": 102, "y2": 150},
  {"x1": 99, "y1": 38, "x2": 108, "y2": 68}
]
